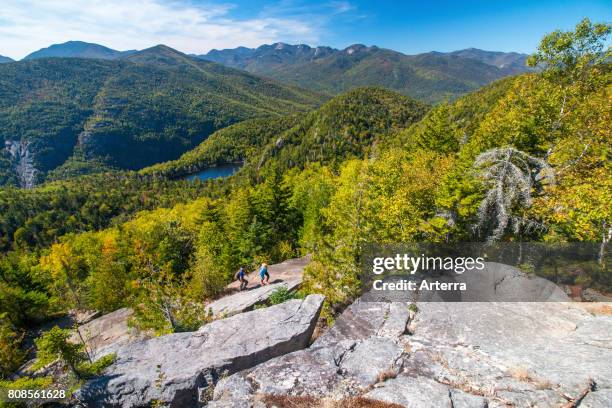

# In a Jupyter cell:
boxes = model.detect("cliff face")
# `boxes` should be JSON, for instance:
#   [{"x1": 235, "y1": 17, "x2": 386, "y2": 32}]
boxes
[{"x1": 4, "y1": 140, "x2": 37, "y2": 188}]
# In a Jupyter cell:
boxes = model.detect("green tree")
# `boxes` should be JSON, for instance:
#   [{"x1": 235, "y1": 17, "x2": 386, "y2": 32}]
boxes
[
  {"x1": 34, "y1": 326, "x2": 86, "y2": 378},
  {"x1": 39, "y1": 242, "x2": 88, "y2": 311},
  {"x1": 527, "y1": 18, "x2": 611, "y2": 88},
  {"x1": 0, "y1": 313, "x2": 26, "y2": 378},
  {"x1": 132, "y1": 265, "x2": 211, "y2": 335},
  {"x1": 408, "y1": 102, "x2": 460, "y2": 153},
  {"x1": 0, "y1": 252, "x2": 49, "y2": 327},
  {"x1": 286, "y1": 164, "x2": 335, "y2": 253},
  {"x1": 85, "y1": 233, "x2": 130, "y2": 313},
  {"x1": 302, "y1": 160, "x2": 369, "y2": 321}
]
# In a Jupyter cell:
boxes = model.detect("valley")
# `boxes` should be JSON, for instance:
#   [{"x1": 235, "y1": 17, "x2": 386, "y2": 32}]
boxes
[{"x1": 0, "y1": 46, "x2": 322, "y2": 187}]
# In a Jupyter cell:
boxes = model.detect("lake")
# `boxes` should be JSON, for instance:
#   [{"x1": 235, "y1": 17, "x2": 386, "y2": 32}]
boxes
[{"x1": 184, "y1": 164, "x2": 241, "y2": 181}]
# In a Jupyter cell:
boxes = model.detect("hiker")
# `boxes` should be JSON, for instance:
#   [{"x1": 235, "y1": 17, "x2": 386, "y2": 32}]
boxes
[
  {"x1": 259, "y1": 262, "x2": 270, "y2": 285},
  {"x1": 235, "y1": 266, "x2": 248, "y2": 291}
]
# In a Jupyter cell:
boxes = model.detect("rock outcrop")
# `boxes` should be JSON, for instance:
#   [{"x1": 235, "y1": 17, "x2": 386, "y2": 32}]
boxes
[
  {"x1": 4, "y1": 139, "x2": 37, "y2": 188},
  {"x1": 374, "y1": 302, "x2": 612, "y2": 408},
  {"x1": 77, "y1": 294, "x2": 324, "y2": 407},
  {"x1": 70, "y1": 308, "x2": 148, "y2": 361},
  {"x1": 210, "y1": 301, "x2": 411, "y2": 406},
  {"x1": 224, "y1": 256, "x2": 309, "y2": 292},
  {"x1": 211, "y1": 298, "x2": 612, "y2": 407}
]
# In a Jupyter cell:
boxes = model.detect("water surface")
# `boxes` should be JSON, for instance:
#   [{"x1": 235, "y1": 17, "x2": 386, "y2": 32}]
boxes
[{"x1": 184, "y1": 164, "x2": 241, "y2": 181}]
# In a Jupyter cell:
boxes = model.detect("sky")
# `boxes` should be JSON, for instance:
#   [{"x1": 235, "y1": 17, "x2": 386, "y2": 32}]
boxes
[{"x1": 0, "y1": 0, "x2": 610, "y2": 60}]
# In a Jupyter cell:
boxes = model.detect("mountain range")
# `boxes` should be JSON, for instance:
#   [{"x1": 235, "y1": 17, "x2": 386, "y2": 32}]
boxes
[
  {"x1": 0, "y1": 55, "x2": 13, "y2": 63},
  {"x1": 13, "y1": 41, "x2": 530, "y2": 103},
  {"x1": 0, "y1": 45, "x2": 322, "y2": 187},
  {"x1": 0, "y1": 40, "x2": 530, "y2": 187},
  {"x1": 199, "y1": 43, "x2": 531, "y2": 102}
]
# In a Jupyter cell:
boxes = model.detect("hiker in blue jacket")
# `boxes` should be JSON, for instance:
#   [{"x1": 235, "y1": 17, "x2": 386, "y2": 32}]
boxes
[
  {"x1": 259, "y1": 262, "x2": 270, "y2": 286},
  {"x1": 235, "y1": 266, "x2": 248, "y2": 291}
]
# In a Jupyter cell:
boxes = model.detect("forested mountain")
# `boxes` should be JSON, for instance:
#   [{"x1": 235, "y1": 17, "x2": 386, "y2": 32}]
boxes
[
  {"x1": 445, "y1": 48, "x2": 529, "y2": 74},
  {"x1": 200, "y1": 43, "x2": 531, "y2": 102},
  {"x1": 0, "y1": 46, "x2": 323, "y2": 187},
  {"x1": 202, "y1": 43, "x2": 336, "y2": 71},
  {"x1": 23, "y1": 41, "x2": 132, "y2": 60},
  {"x1": 0, "y1": 55, "x2": 13, "y2": 63},
  {"x1": 140, "y1": 116, "x2": 304, "y2": 178},
  {"x1": 143, "y1": 87, "x2": 428, "y2": 178}
]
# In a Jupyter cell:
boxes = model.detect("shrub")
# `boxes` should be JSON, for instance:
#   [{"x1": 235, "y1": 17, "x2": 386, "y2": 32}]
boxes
[
  {"x1": 78, "y1": 353, "x2": 116, "y2": 379},
  {"x1": 268, "y1": 287, "x2": 302, "y2": 305}
]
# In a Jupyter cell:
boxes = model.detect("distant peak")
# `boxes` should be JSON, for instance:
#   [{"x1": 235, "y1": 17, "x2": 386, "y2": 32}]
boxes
[
  {"x1": 343, "y1": 44, "x2": 376, "y2": 55},
  {"x1": 345, "y1": 44, "x2": 366, "y2": 50},
  {"x1": 146, "y1": 44, "x2": 177, "y2": 52},
  {"x1": 122, "y1": 44, "x2": 191, "y2": 65},
  {"x1": 134, "y1": 44, "x2": 185, "y2": 57},
  {"x1": 23, "y1": 40, "x2": 122, "y2": 60},
  {"x1": 44, "y1": 40, "x2": 99, "y2": 47}
]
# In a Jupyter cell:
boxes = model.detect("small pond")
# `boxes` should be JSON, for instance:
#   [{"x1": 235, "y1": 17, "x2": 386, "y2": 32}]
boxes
[{"x1": 184, "y1": 164, "x2": 241, "y2": 181}]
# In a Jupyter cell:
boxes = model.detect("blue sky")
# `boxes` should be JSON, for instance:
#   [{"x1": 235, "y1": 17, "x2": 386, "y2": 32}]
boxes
[{"x1": 1, "y1": 0, "x2": 610, "y2": 59}]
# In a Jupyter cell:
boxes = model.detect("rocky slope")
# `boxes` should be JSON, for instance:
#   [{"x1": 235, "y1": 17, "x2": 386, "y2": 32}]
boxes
[
  {"x1": 208, "y1": 256, "x2": 308, "y2": 317},
  {"x1": 77, "y1": 295, "x2": 324, "y2": 407},
  {"x1": 70, "y1": 259, "x2": 611, "y2": 407},
  {"x1": 211, "y1": 299, "x2": 612, "y2": 407},
  {"x1": 4, "y1": 139, "x2": 37, "y2": 188},
  {"x1": 70, "y1": 308, "x2": 148, "y2": 361},
  {"x1": 209, "y1": 264, "x2": 612, "y2": 407}
]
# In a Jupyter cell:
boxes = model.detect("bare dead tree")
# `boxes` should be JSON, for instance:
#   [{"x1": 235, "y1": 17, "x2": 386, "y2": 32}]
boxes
[{"x1": 473, "y1": 147, "x2": 555, "y2": 242}]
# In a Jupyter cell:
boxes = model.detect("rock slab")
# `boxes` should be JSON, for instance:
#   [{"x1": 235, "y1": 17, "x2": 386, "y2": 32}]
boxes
[
  {"x1": 70, "y1": 308, "x2": 147, "y2": 360},
  {"x1": 211, "y1": 295, "x2": 612, "y2": 408},
  {"x1": 366, "y1": 302, "x2": 612, "y2": 408},
  {"x1": 211, "y1": 301, "x2": 411, "y2": 405},
  {"x1": 207, "y1": 279, "x2": 302, "y2": 318},
  {"x1": 76, "y1": 294, "x2": 324, "y2": 407}
]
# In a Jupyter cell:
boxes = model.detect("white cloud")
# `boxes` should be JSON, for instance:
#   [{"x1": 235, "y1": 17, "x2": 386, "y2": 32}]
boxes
[{"x1": 0, "y1": 0, "x2": 330, "y2": 59}]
